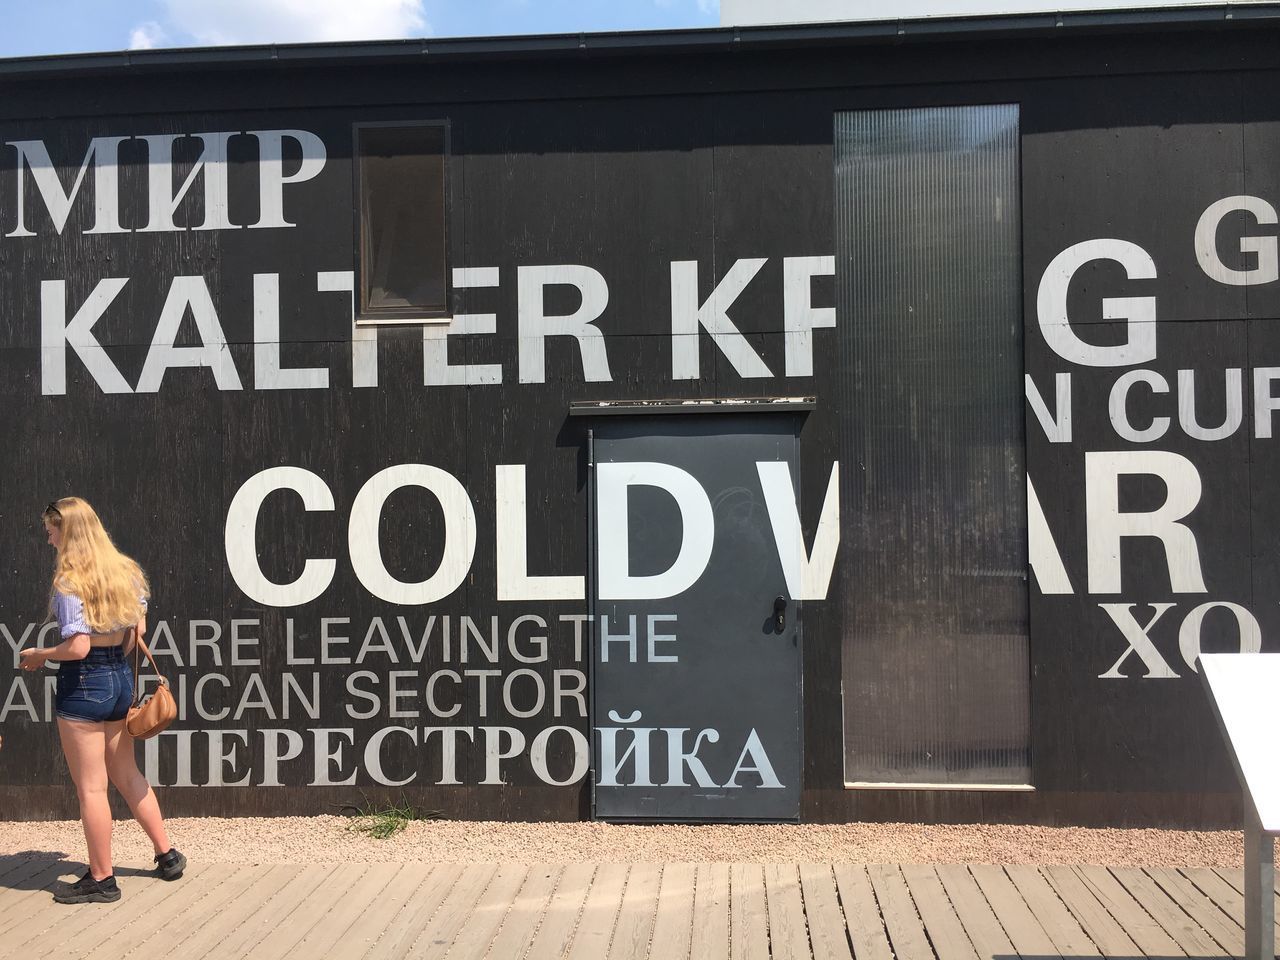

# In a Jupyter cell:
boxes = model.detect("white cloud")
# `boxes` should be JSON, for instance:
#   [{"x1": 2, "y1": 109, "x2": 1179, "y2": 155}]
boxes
[
  {"x1": 129, "y1": 21, "x2": 169, "y2": 50},
  {"x1": 161, "y1": 0, "x2": 428, "y2": 46}
]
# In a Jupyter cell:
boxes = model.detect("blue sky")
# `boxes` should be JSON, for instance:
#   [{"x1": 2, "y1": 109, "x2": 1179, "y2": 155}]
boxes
[{"x1": 0, "y1": 0, "x2": 720, "y2": 59}]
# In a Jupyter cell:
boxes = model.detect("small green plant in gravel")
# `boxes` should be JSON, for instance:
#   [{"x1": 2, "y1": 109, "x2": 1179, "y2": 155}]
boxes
[{"x1": 341, "y1": 794, "x2": 441, "y2": 840}]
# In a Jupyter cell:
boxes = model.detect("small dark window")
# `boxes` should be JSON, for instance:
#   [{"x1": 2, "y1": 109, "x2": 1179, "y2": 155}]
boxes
[{"x1": 356, "y1": 122, "x2": 448, "y2": 321}]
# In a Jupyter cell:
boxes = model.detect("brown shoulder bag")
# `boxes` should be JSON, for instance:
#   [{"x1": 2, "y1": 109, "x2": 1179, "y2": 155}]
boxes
[{"x1": 126, "y1": 629, "x2": 177, "y2": 739}]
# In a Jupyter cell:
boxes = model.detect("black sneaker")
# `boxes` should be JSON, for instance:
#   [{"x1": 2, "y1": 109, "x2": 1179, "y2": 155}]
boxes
[
  {"x1": 155, "y1": 848, "x2": 186, "y2": 881},
  {"x1": 54, "y1": 872, "x2": 121, "y2": 904}
]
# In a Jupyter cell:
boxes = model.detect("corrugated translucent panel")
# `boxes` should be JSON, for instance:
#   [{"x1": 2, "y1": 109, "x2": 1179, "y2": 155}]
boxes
[{"x1": 835, "y1": 105, "x2": 1030, "y2": 786}]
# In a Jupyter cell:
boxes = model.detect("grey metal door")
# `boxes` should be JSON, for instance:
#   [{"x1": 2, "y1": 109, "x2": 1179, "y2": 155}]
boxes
[{"x1": 590, "y1": 414, "x2": 802, "y2": 821}]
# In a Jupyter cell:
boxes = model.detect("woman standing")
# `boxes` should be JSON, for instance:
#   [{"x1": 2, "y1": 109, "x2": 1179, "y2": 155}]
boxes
[{"x1": 19, "y1": 497, "x2": 185, "y2": 904}]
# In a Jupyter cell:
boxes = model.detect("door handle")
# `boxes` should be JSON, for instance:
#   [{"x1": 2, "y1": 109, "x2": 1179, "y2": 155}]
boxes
[{"x1": 774, "y1": 596, "x2": 787, "y2": 632}]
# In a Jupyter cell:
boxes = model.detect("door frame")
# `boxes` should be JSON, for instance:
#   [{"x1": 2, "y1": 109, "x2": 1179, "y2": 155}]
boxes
[{"x1": 572, "y1": 396, "x2": 815, "y2": 823}]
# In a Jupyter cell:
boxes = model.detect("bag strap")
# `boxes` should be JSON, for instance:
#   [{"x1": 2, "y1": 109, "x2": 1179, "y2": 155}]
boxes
[{"x1": 130, "y1": 628, "x2": 165, "y2": 708}]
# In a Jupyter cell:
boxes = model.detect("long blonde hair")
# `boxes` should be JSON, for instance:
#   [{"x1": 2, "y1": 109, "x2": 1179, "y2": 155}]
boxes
[{"x1": 43, "y1": 497, "x2": 149, "y2": 632}]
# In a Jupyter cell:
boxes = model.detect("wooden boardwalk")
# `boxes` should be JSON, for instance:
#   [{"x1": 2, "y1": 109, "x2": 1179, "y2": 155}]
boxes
[{"x1": 0, "y1": 857, "x2": 1276, "y2": 960}]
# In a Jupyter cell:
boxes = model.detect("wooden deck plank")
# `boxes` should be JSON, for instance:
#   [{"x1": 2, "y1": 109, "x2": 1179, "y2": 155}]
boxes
[
  {"x1": 933, "y1": 864, "x2": 1015, "y2": 960},
  {"x1": 0, "y1": 857, "x2": 66, "y2": 891},
  {"x1": 30, "y1": 861, "x2": 215, "y2": 959},
  {"x1": 969, "y1": 864, "x2": 1059, "y2": 957},
  {"x1": 0, "y1": 863, "x2": 141, "y2": 956},
  {"x1": 1109, "y1": 867, "x2": 1226, "y2": 956},
  {"x1": 765, "y1": 863, "x2": 813, "y2": 960},
  {"x1": 479, "y1": 864, "x2": 562, "y2": 960},
  {"x1": 72, "y1": 863, "x2": 245, "y2": 959},
  {"x1": 235, "y1": 863, "x2": 373, "y2": 960},
  {"x1": 0, "y1": 860, "x2": 97, "y2": 946},
  {"x1": 798, "y1": 863, "x2": 852, "y2": 960},
  {"x1": 152, "y1": 862, "x2": 292, "y2": 957},
  {"x1": 178, "y1": 863, "x2": 329, "y2": 960},
  {"x1": 1040, "y1": 866, "x2": 1142, "y2": 956},
  {"x1": 1212, "y1": 865, "x2": 1280, "y2": 899},
  {"x1": 690, "y1": 863, "x2": 731, "y2": 960},
  {"x1": 1072, "y1": 866, "x2": 1184, "y2": 957},
  {"x1": 1005, "y1": 865, "x2": 1099, "y2": 956},
  {"x1": 0, "y1": 858, "x2": 29, "y2": 884},
  {"x1": 868, "y1": 864, "x2": 931, "y2": 960},
  {"x1": 610, "y1": 863, "x2": 663, "y2": 960},
  {"x1": 833, "y1": 864, "x2": 893, "y2": 960},
  {"x1": 566, "y1": 862, "x2": 631, "y2": 960},
  {"x1": 1145, "y1": 867, "x2": 1243, "y2": 954},
  {"x1": 649, "y1": 863, "x2": 696, "y2": 960},
  {"x1": 400, "y1": 862, "x2": 499, "y2": 960},
  {"x1": 240, "y1": 865, "x2": 373, "y2": 960},
  {"x1": 1184, "y1": 867, "x2": 1247, "y2": 926},
  {"x1": 120, "y1": 863, "x2": 276, "y2": 959},
  {"x1": 1210, "y1": 866, "x2": 1280, "y2": 935},
  {"x1": 901, "y1": 864, "x2": 978, "y2": 960},
  {"x1": 0, "y1": 860, "x2": 79, "y2": 936},
  {"x1": 0, "y1": 855, "x2": 54, "y2": 885},
  {"x1": 526, "y1": 863, "x2": 596, "y2": 960},
  {"x1": 289, "y1": 862, "x2": 404, "y2": 960},
  {"x1": 1189, "y1": 865, "x2": 1280, "y2": 943},
  {"x1": 6, "y1": 855, "x2": 1269, "y2": 960},
  {"x1": 0, "y1": 896, "x2": 88, "y2": 954},
  {"x1": 363, "y1": 863, "x2": 469, "y2": 960},
  {"x1": 323, "y1": 864, "x2": 433, "y2": 960},
  {"x1": 730, "y1": 863, "x2": 770, "y2": 960},
  {"x1": 436, "y1": 863, "x2": 529, "y2": 960}
]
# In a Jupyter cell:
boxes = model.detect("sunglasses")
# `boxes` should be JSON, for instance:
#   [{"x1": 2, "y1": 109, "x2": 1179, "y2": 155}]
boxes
[{"x1": 44, "y1": 501, "x2": 62, "y2": 518}]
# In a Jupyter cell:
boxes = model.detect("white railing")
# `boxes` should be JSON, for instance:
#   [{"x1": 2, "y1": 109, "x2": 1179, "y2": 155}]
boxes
[{"x1": 1201, "y1": 653, "x2": 1279, "y2": 960}]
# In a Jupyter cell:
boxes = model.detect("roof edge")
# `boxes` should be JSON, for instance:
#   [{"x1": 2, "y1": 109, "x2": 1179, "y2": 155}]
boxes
[{"x1": 0, "y1": 4, "x2": 1278, "y2": 80}]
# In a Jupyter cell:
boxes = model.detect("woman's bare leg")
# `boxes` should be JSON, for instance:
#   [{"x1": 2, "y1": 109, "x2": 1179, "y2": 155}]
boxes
[
  {"x1": 103, "y1": 720, "x2": 171, "y2": 856},
  {"x1": 56, "y1": 718, "x2": 113, "y2": 880}
]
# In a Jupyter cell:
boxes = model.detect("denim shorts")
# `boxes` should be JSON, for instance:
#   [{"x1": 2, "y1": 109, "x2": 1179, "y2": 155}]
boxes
[{"x1": 55, "y1": 646, "x2": 134, "y2": 723}]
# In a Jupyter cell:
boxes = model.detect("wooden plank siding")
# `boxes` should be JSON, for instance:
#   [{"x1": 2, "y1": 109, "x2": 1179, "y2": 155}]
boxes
[{"x1": 0, "y1": 859, "x2": 1276, "y2": 960}]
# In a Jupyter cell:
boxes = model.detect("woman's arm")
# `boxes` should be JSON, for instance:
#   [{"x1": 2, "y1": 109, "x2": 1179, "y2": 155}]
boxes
[
  {"x1": 123, "y1": 614, "x2": 145, "y2": 655},
  {"x1": 19, "y1": 633, "x2": 90, "y2": 669}
]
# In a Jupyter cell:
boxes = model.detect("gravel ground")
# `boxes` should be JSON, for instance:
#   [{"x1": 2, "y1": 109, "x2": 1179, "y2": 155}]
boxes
[{"x1": 0, "y1": 817, "x2": 1258, "y2": 867}]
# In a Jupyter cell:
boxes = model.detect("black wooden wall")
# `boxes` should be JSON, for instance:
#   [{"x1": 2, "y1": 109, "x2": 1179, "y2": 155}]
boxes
[{"x1": 0, "y1": 20, "x2": 1275, "y2": 826}]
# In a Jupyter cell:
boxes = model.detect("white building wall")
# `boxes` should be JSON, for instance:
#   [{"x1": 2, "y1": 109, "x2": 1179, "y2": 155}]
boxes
[{"x1": 721, "y1": 0, "x2": 1262, "y2": 27}]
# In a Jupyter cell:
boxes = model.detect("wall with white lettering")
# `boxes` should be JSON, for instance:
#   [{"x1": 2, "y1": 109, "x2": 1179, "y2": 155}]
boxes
[
  {"x1": 0, "y1": 26, "x2": 1273, "y2": 825},
  {"x1": 1021, "y1": 75, "x2": 1280, "y2": 810}
]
